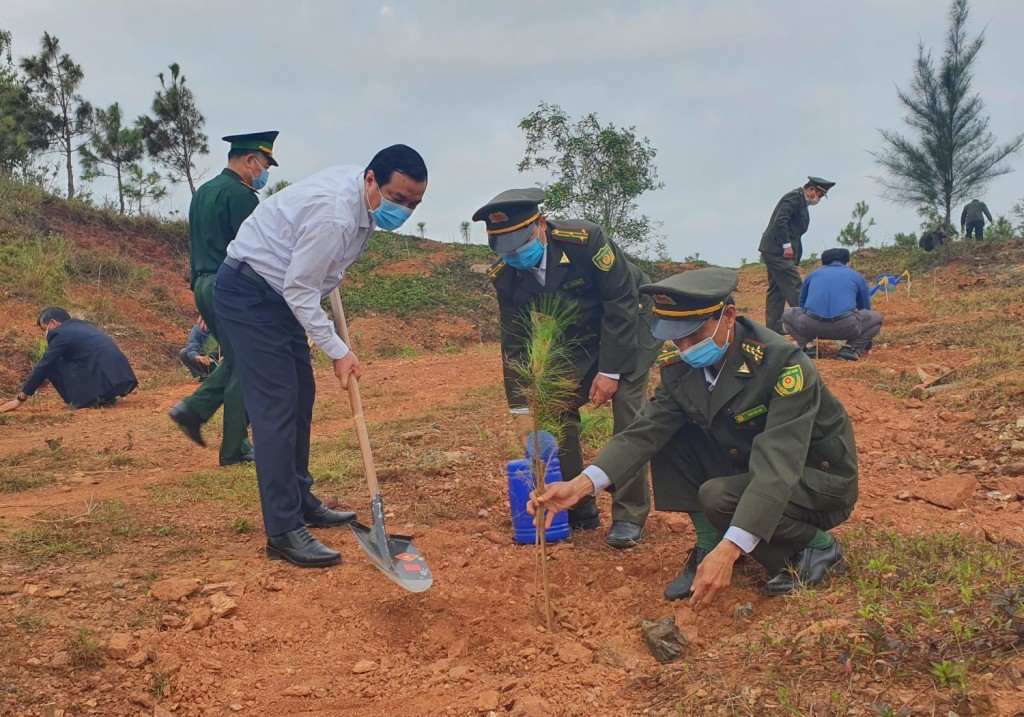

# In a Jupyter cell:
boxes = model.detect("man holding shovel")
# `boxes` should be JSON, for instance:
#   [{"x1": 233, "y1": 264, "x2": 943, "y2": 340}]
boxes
[
  {"x1": 473, "y1": 188, "x2": 661, "y2": 549},
  {"x1": 214, "y1": 144, "x2": 428, "y2": 567}
]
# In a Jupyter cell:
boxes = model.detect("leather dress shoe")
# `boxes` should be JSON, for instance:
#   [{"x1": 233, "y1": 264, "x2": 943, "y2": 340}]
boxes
[
  {"x1": 305, "y1": 503, "x2": 356, "y2": 528},
  {"x1": 169, "y1": 402, "x2": 205, "y2": 447},
  {"x1": 802, "y1": 344, "x2": 818, "y2": 359},
  {"x1": 219, "y1": 451, "x2": 254, "y2": 467},
  {"x1": 664, "y1": 546, "x2": 711, "y2": 601},
  {"x1": 605, "y1": 521, "x2": 644, "y2": 549},
  {"x1": 763, "y1": 540, "x2": 846, "y2": 596},
  {"x1": 836, "y1": 345, "x2": 859, "y2": 362},
  {"x1": 568, "y1": 500, "x2": 601, "y2": 530},
  {"x1": 266, "y1": 527, "x2": 341, "y2": 567}
]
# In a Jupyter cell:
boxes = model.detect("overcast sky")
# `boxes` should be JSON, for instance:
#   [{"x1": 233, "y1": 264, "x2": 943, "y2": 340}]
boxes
[{"x1": 4, "y1": 0, "x2": 1022, "y2": 265}]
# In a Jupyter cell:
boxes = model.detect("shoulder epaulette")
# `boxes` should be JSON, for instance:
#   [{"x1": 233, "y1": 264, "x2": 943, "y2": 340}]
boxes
[
  {"x1": 740, "y1": 339, "x2": 765, "y2": 366},
  {"x1": 656, "y1": 345, "x2": 683, "y2": 368},
  {"x1": 550, "y1": 227, "x2": 589, "y2": 244},
  {"x1": 487, "y1": 258, "x2": 508, "y2": 282}
]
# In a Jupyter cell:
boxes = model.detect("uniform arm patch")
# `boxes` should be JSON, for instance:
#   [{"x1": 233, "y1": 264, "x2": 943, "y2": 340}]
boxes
[
  {"x1": 773, "y1": 364, "x2": 805, "y2": 396},
  {"x1": 592, "y1": 243, "x2": 616, "y2": 272}
]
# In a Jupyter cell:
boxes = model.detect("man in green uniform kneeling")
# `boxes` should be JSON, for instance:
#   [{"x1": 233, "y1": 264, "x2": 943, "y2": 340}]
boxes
[
  {"x1": 530, "y1": 268, "x2": 857, "y2": 607},
  {"x1": 169, "y1": 131, "x2": 279, "y2": 465}
]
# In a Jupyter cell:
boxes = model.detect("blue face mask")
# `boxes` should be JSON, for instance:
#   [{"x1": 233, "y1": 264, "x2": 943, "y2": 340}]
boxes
[
  {"x1": 679, "y1": 314, "x2": 731, "y2": 368},
  {"x1": 252, "y1": 166, "x2": 269, "y2": 191},
  {"x1": 501, "y1": 237, "x2": 545, "y2": 270},
  {"x1": 371, "y1": 181, "x2": 413, "y2": 230}
]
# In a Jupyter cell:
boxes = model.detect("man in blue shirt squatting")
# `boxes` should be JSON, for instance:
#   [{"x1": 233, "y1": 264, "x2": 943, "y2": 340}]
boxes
[
  {"x1": 213, "y1": 144, "x2": 428, "y2": 567},
  {"x1": 529, "y1": 268, "x2": 858, "y2": 608},
  {"x1": 782, "y1": 248, "x2": 883, "y2": 361}
]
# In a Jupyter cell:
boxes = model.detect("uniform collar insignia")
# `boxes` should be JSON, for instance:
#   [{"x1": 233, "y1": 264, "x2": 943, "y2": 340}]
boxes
[
  {"x1": 559, "y1": 252, "x2": 570, "y2": 264},
  {"x1": 736, "y1": 362, "x2": 751, "y2": 375}
]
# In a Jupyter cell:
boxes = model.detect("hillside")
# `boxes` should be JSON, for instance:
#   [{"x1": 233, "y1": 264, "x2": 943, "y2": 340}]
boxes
[{"x1": 1, "y1": 184, "x2": 1023, "y2": 716}]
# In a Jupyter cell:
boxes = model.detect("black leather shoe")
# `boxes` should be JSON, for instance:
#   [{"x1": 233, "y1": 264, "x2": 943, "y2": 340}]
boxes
[
  {"x1": 763, "y1": 540, "x2": 846, "y2": 596},
  {"x1": 836, "y1": 345, "x2": 859, "y2": 362},
  {"x1": 802, "y1": 344, "x2": 818, "y2": 359},
  {"x1": 219, "y1": 451, "x2": 254, "y2": 466},
  {"x1": 169, "y1": 402, "x2": 205, "y2": 447},
  {"x1": 266, "y1": 527, "x2": 341, "y2": 567},
  {"x1": 664, "y1": 546, "x2": 711, "y2": 600},
  {"x1": 305, "y1": 503, "x2": 356, "y2": 528},
  {"x1": 605, "y1": 521, "x2": 644, "y2": 549},
  {"x1": 568, "y1": 500, "x2": 601, "y2": 530}
]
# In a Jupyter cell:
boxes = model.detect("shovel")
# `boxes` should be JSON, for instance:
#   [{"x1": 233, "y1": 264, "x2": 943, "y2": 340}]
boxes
[{"x1": 328, "y1": 289, "x2": 433, "y2": 593}]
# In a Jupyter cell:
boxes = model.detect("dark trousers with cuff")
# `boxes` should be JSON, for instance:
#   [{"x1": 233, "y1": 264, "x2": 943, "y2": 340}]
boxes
[
  {"x1": 650, "y1": 425, "x2": 851, "y2": 574},
  {"x1": 965, "y1": 220, "x2": 984, "y2": 240},
  {"x1": 213, "y1": 262, "x2": 322, "y2": 537},
  {"x1": 762, "y1": 251, "x2": 803, "y2": 334}
]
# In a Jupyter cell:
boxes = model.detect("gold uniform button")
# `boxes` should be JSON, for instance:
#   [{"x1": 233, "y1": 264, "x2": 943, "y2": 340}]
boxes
[
  {"x1": 820, "y1": 461, "x2": 830, "y2": 471},
  {"x1": 729, "y1": 448, "x2": 739, "y2": 457}
]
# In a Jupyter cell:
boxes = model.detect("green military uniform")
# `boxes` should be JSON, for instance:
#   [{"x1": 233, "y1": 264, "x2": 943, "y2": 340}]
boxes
[
  {"x1": 180, "y1": 131, "x2": 278, "y2": 463},
  {"x1": 591, "y1": 270, "x2": 858, "y2": 575},
  {"x1": 758, "y1": 177, "x2": 835, "y2": 334},
  {"x1": 474, "y1": 189, "x2": 661, "y2": 528}
]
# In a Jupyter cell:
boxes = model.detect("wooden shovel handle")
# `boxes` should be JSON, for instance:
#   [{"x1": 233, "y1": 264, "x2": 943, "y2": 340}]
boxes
[{"x1": 329, "y1": 289, "x2": 379, "y2": 498}]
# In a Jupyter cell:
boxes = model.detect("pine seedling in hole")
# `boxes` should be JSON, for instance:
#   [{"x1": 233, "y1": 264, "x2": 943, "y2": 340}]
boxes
[{"x1": 509, "y1": 295, "x2": 580, "y2": 631}]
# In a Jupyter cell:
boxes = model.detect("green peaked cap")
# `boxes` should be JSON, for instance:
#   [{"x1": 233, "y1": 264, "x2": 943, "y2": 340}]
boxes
[{"x1": 222, "y1": 131, "x2": 279, "y2": 166}]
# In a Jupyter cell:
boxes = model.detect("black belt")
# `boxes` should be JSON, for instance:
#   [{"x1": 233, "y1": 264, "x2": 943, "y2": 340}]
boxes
[
  {"x1": 806, "y1": 310, "x2": 855, "y2": 322},
  {"x1": 223, "y1": 257, "x2": 266, "y2": 285}
]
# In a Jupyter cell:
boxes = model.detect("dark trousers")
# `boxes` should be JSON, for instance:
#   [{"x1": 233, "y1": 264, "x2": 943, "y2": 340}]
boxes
[
  {"x1": 761, "y1": 252, "x2": 803, "y2": 334},
  {"x1": 965, "y1": 220, "x2": 984, "y2": 240},
  {"x1": 178, "y1": 348, "x2": 214, "y2": 380},
  {"x1": 183, "y1": 275, "x2": 252, "y2": 462},
  {"x1": 213, "y1": 263, "x2": 321, "y2": 537},
  {"x1": 650, "y1": 425, "x2": 850, "y2": 574},
  {"x1": 561, "y1": 368, "x2": 652, "y2": 525}
]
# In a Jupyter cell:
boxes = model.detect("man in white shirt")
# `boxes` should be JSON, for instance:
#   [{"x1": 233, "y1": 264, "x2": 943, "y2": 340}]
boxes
[{"x1": 213, "y1": 144, "x2": 428, "y2": 567}]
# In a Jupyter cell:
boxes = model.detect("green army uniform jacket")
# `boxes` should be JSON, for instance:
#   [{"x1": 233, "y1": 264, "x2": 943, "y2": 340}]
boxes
[
  {"x1": 758, "y1": 188, "x2": 810, "y2": 263},
  {"x1": 591, "y1": 317, "x2": 858, "y2": 542},
  {"x1": 489, "y1": 220, "x2": 660, "y2": 410},
  {"x1": 188, "y1": 168, "x2": 259, "y2": 289}
]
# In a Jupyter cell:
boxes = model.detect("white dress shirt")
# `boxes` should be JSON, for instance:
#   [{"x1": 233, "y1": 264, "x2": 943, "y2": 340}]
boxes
[{"x1": 226, "y1": 165, "x2": 374, "y2": 360}]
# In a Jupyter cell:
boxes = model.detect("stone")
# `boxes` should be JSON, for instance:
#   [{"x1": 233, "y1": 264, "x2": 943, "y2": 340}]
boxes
[
  {"x1": 912, "y1": 474, "x2": 977, "y2": 509},
  {"x1": 447, "y1": 638, "x2": 467, "y2": 659},
  {"x1": 662, "y1": 514, "x2": 690, "y2": 533},
  {"x1": 126, "y1": 650, "x2": 149, "y2": 668},
  {"x1": 49, "y1": 651, "x2": 71, "y2": 667},
  {"x1": 107, "y1": 632, "x2": 134, "y2": 659},
  {"x1": 732, "y1": 603, "x2": 754, "y2": 619},
  {"x1": 352, "y1": 660, "x2": 378, "y2": 674},
  {"x1": 1002, "y1": 463, "x2": 1024, "y2": 477},
  {"x1": 482, "y1": 531, "x2": 513, "y2": 546},
  {"x1": 1011, "y1": 441, "x2": 1024, "y2": 455},
  {"x1": 149, "y1": 578, "x2": 200, "y2": 602},
  {"x1": 209, "y1": 592, "x2": 237, "y2": 618},
  {"x1": 44, "y1": 588, "x2": 70, "y2": 598},
  {"x1": 282, "y1": 685, "x2": 312, "y2": 696},
  {"x1": 640, "y1": 618, "x2": 688, "y2": 664},
  {"x1": 990, "y1": 477, "x2": 1023, "y2": 499},
  {"x1": 160, "y1": 614, "x2": 183, "y2": 629},
  {"x1": 130, "y1": 692, "x2": 156, "y2": 708},
  {"x1": 469, "y1": 264, "x2": 492, "y2": 275},
  {"x1": 184, "y1": 607, "x2": 213, "y2": 631},
  {"x1": 510, "y1": 695, "x2": 552, "y2": 717},
  {"x1": 154, "y1": 708, "x2": 173, "y2": 717},
  {"x1": 201, "y1": 582, "x2": 238, "y2": 595},
  {"x1": 476, "y1": 690, "x2": 501, "y2": 712},
  {"x1": 556, "y1": 642, "x2": 593, "y2": 664}
]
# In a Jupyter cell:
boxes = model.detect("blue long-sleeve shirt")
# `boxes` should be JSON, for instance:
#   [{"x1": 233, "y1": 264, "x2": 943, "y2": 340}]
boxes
[
  {"x1": 799, "y1": 262, "x2": 872, "y2": 317},
  {"x1": 184, "y1": 324, "x2": 211, "y2": 361}
]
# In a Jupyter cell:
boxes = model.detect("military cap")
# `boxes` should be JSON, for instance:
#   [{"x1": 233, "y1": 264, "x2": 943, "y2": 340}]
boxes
[
  {"x1": 222, "y1": 131, "x2": 280, "y2": 166},
  {"x1": 639, "y1": 267, "x2": 740, "y2": 341},
  {"x1": 472, "y1": 188, "x2": 545, "y2": 253},
  {"x1": 821, "y1": 248, "x2": 850, "y2": 265},
  {"x1": 806, "y1": 176, "x2": 835, "y2": 195}
]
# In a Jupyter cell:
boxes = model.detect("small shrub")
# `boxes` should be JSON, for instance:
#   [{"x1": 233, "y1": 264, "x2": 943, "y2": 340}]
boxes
[{"x1": 69, "y1": 627, "x2": 103, "y2": 668}]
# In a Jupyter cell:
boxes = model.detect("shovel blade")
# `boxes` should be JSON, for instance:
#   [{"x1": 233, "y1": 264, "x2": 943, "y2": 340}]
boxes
[{"x1": 349, "y1": 494, "x2": 433, "y2": 593}]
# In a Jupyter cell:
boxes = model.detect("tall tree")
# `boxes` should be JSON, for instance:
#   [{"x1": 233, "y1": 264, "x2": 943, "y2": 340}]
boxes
[
  {"x1": 0, "y1": 28, "x2": 51, "y2": 174},
  {"x1": 416, "y1": 221, "x2": 426, "y2": 238},
  {"x1": 138, "y1": 63, "x2": 209, "y2": 195},
  {"x1": 872, "y1": 0, "x2": 1023, "y2": 229},
  {"x1": 459, "y1": 220, "x2": 471, "y2": 244},
  {"x1": 18, "y1": 32, "x2": 92, "y2": 199},
  {"x1": 518, "y1": 102, "x2": 665, "y2": 258},
  {"x1": 836, "y1": 201, "x2": 876, "y2": 250},
  {"x1": 78, "y1": 103, "x2": 144, "y2": 214},
  {"x1": 123, "y1": 163, "x2": 167, "y2": 216}
]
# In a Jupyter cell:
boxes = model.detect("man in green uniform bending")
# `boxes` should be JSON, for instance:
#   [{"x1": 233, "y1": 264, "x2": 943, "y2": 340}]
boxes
[
  {"x1": 530, "y1": 268, "x2": 857, "y2": 607},
  {"x1": 169, "y1": 131, "x2": 279, "y2": 465},
  {"x1": 474, "y1": 188, "x2": 661, "y2": 549}
]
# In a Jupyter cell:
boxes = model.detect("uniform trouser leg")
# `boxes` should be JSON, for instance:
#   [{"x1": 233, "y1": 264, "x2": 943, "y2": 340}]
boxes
[
  {"x1": 213, "y1": 265, "x2": 312, "y2": 537},
  {"x1": 649, "y1": 425, "x2": 843, "y2": 575},
  {"x1": 762, "y1": 252, "x2": 802, "y2": 334},
  {"x1": 608, "y1": 369, "x2": 651, "y2": 525},
  {"x1": 185, "y1": 275, "x2": 252, "y2": 461},
  {"x1": 558, "y1": 409, "x2": 591, "y2": 509},
  {"x1": 966, "y1": 220, "x2": 984, "y2": 240}
]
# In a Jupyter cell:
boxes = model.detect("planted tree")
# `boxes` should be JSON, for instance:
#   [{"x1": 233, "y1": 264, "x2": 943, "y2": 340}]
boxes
[
  {"x1": 518, "y1": 102, "x2": 665, "y2": 259},
  {"x1": 510, "y1": 296, "x2": 580, "y2": 632},
  {"x1": 79, "y1": 103, "x2": 144, "y2": 214},
  {"x1": 416, "y1": 221, "x2": 426, "y2": 238},
  {"x1": 18, "y1": 32, "x2": 91, "y2": 199},
  {"x1": 138, "y1": 63, "x2": 209, "y2": 195},
  {"x1": 459, "y1": 220, "x2": 471, "y2": 244},
  {"x1": 0, "y1": 28, "x2": 51, "y2": 175},
  {"x1": 123, "y1": 163, "x2": 167, "y2": 215},
  {"x1": 836, "y1": 201, "x2": 876, "y2": 250},
  {"x1": 872, "y1": 0, "x2": 1023, "y2": 230}
]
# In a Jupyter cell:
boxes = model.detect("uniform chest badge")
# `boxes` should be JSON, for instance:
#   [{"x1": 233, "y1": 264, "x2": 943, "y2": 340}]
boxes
[{"x1": 740, "y1": 339, "x2": 765, "y2": 365}]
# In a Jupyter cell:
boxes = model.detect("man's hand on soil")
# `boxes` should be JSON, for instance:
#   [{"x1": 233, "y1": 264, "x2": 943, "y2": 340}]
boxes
[
  {"x1": 689, "y1": 540, "x2": 741, "y2": 611},
  {"x1": 0, "y1": 399, "x2": 22, "y2": 413}
]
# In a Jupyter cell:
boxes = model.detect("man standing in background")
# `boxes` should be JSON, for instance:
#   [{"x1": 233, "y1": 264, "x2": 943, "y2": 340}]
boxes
[
  {"x1": 960, "y1": 198, "x2": 994, "y2": 241},
  {"x1": 758, "y1": 177, "x2": 835, "y2": 334},
  {"x1": 169, "y1": 131, "x2": 279, "y2": 466}
]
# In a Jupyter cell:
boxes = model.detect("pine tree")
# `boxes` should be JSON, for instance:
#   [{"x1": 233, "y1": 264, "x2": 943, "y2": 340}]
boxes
[
  {"x1": 138, "y1": 63, "x2": 209, "y2": 195},
  {"x1": 79, "y1": 103, "x2": 144, "y2": 214}
]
